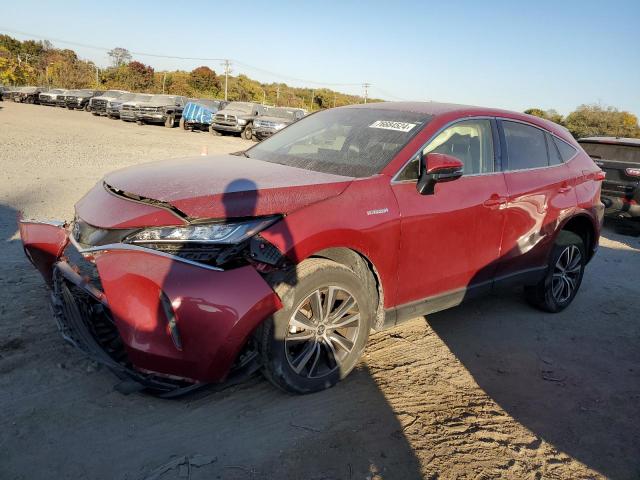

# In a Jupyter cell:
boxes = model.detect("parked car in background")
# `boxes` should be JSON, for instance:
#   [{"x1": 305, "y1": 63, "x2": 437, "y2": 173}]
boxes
[
  {"x1": 105, "y1": 92, "x2": 137, "y2": 119},
  {"x1": 89, "y1": 90, "x2": 129, "y2": 116},
  {"x1": 210, "y1": 101, "x2": 267, "y2": 139},
  {"x1": 252, "y1": 107, "x2": 306, "y2": 141},
  {"x1": 579, "y1": 137, "x2": 640, "y2": 223},
  {"x1": 39, "y1": 88, "x2": 68, "y2": 106},
  {"x1": 19, "y1": 102, "x2": 604, "y2": 396},
  {"x1": 0, "y1": 85, "x2": 11, "y2": 101},
  {"x1": 65, "y1": 89, "x2": 104, "y2": 110},
  {"x1": 119, "y1": 93, "x2": 154, "y2": 122},
  {"x1": 134, "y1": 94, "x2": 187, "y2": 127},
  {"x1": 13, "y1": 86, "x2": 46, "y2": 104},
  {"x1": 180, "y1": 99, "x2": 229, "y2": 131}
]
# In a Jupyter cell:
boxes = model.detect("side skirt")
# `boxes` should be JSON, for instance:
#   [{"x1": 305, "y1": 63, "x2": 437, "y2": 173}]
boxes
[{"x1": 381, "y1": 266, "x2": 547, "y2": 330}]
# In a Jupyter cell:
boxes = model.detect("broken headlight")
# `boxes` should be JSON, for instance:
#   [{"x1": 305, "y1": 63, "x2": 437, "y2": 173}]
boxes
[{"x1": 124, "y1": 217, "x2": 279, "y2": 245}]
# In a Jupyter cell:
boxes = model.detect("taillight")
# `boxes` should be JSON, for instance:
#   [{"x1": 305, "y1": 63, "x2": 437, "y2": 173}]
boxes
[
  {"x1": 625, "y1": 167, "x2": 640, "y2": 177},
  {"x1": 594, "y1": 170, "x2": 606, "y2": 181}
]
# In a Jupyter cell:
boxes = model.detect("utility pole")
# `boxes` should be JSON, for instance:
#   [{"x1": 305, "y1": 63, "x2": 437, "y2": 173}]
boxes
[
  {"x1": 94, "y1": 65, "x2": 100, "y2": 88},
  {"x1": 362, "y1": 83, "x2": 371, "y2": 104},
  {"x1": 162, "y1": 73, "x2": 167, "y2": 93},
  {"x1": 333, "y1": 93, "x2": 336, "y2": 108},
  {"x1": 276, "y1": 85, "x2": 280, "y2": 106},
  {"x1": 310, "y1": 89, "x2": 315, "y2": 111},
  {"x1": 222, "y1": 59, "x2": 231, "y2": 101}
]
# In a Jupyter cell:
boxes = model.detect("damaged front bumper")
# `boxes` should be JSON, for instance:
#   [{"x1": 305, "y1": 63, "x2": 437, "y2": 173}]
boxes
[{"x1": 20, "y1": 220, "x2": 282, "y2": 396}]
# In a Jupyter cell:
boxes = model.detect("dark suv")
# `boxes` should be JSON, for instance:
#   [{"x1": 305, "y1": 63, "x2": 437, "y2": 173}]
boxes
[
  {"x1": 20, "y1": 102, "x2": 604, "y2": 396},
  {"x1": 578, "y1": 137, "x2": 640, "y2": 222}
]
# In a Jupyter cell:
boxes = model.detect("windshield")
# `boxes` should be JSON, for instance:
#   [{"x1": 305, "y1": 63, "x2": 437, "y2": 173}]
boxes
[
  {"x1": 116, "y1": 93, "x2": 136, "y2": 102},
  {"x1": 248, "y1": 107, "x2": 431, "y2": 177},
  {"x1": 50, "y1": 89, "x2": 65, "y2": 94},
  {"x1": 264, "y1": 109, "x2": 296, "y2": 121},
  {"x1": 581, "y1": 142, "x2": 640, "y2": 164},
  {"x1": 192, "y1": 99, "x2": 221, "y2": 109},
  {"x1": 103, "y1": 90, "x2": 124, "y2": 98},
  {"x1": 133, "y1": 94, "x2": 152, "y2": 102},
  {"x1": 223, "y1": 102, "x2": 254, "y2": 114},
  {"x1": 148, "y1": 95, "x2": 178, "y2": 105}
]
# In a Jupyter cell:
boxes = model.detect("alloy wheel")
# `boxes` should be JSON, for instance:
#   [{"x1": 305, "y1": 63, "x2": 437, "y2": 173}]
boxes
[
  {"x1": 551, "y1": 245, "x2": 582, "y2": 303},
  {"x1": 285, "y1": 286, "x2": 361, "y2": 379}
]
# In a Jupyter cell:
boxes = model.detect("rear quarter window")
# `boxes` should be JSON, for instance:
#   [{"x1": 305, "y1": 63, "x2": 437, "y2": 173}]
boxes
[{"x1": 553, "y1": 137, "x2": 578, "y2": 162}]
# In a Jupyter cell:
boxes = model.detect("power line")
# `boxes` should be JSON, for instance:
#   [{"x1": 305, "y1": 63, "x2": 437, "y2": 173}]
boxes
[{"x1": 0, "y1": 27, "x2": 366, "y2": 89}]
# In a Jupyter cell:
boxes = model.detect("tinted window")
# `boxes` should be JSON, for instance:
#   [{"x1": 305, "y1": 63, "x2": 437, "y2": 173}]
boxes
[
  {"x1": 554, "y1": 137, "x2": 578, "y2": 162},
  {"x1": 503, "y1": 121, "x2": 548, "y2": 170},
  {"x1": 423, "y1": 119, "x2": 494, "y2": 175},
  {"x1": 249, "y1": 108, "x2": 431, "y2": 177},
  {"x1": 579, "y1": 142, "x2": 640, "y2": 163},
  {"x1": 546, "y1": 133, "x2": 563, "y2": 165}
]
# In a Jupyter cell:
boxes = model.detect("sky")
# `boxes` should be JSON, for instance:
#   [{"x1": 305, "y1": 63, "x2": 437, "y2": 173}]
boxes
[{"x1": 2, "y1": 0, "x2": 639, "y2": 116}]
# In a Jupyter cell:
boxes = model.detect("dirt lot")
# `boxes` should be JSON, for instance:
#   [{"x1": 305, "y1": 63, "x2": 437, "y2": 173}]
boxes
[{"x1": 0, "y1": 101, "x2": 639, "y2": 480}]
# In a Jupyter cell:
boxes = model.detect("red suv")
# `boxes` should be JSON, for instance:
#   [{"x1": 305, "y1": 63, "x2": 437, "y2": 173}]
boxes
[{"x1": 20, "y1": 102, "x2": 605, "y2": 395}]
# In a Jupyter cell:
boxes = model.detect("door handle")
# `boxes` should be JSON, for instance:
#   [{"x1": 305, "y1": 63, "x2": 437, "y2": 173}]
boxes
[{"x1": 483, "y1": 195, "x2": 507, "y2": 208}]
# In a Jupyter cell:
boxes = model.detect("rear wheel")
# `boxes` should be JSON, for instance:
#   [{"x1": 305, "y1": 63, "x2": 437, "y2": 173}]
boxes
[
  {"x1": 258, "y1": 259, "x2": 373, "y2": 394},
  {"x1": 179, "y1": 117, "x2": 186, "y2": 130},
  {"x1": 164, "y1": 115, "x2": 175, "y2": 128},
  {"x1": 525, "y1": 231, "x2": 585, "y2": 312}
]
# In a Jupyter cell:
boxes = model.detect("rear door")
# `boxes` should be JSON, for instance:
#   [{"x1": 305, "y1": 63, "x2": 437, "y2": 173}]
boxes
[
  {"x1": 495, "y1": 120, "x2": 577, "y2": 280},
  {"x1": 391, "y1": 118, "x2": 508, "y2": 306}
]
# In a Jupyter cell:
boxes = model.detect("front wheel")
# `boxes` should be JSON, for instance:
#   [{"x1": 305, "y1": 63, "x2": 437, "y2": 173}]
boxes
[
  {"x1": 209, "y1": 125, "x2": 222, "y2": 136},
  {"x1": 258, "y1": 259, "x2": 373, "y2": 394},
  {"x1": 525, "y1": 231, "x2": 585, "y2": 312},
  {"x1": 179, "y1": 117, "x2": 187, "y2": 130},
  {"x1": 164, "y1": 115, "x2": 175, "y2": 128},
  {"x1": 242, "y1": 124, "x2": 253, "y2": 140}
]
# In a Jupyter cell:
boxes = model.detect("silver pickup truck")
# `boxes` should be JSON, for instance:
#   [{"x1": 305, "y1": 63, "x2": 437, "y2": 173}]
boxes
[{"x1": 210, "y1": 101, "x2": 267, "y2": 139}]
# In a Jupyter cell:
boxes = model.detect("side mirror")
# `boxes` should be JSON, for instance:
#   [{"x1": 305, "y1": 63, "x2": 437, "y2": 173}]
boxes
[{"x1": 417, "y1": 153, "x2": 464, "y2": 195}]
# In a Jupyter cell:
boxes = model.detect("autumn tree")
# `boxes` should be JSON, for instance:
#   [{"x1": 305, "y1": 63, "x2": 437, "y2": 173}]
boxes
[
  {"x1": 188, "y1": 66, "x2": 220, "y2": 93},
  {"x1": 107, "y1": 47, "x2": 132, "y2": 67},
  {"x1": 524, "y1": 108, "x2": 564, "y2": 125},
  {"x1": 564, "y1": 105, "x2": 640, "y2": 139}
]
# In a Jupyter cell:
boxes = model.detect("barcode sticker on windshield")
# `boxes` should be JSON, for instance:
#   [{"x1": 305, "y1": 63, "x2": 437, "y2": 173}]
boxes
[{"x1": 369, "y1": 120, "x2": 417, "y2": 132}]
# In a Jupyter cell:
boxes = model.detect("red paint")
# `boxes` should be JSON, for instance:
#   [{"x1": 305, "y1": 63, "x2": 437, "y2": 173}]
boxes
[
  {"x1": 94, "y1": 251, "x2": 280, "y2": 382},
  {"x1": 19, "y1": 222, "x2": 68, "y2": 284},
  {"x1": 20, "y1": 102, "x2": 603, "y2": 384}
]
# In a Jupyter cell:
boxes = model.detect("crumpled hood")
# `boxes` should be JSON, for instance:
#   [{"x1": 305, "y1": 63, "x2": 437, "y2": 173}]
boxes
[{"x1": 103, "y1": 155, "x2": 354, "y2": 219}]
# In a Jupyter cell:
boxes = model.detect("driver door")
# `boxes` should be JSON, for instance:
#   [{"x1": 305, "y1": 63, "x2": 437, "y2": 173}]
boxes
[{"x1": 391, "y1": 118, "x2": 508, "y2": 309}]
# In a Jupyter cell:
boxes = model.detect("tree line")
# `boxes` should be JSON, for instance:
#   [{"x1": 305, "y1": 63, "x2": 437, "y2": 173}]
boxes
[
  {"x1": 1, "y1": 34, "x2": 638, "y2": 138},
  {"x1": 0, "y1": 35, "x2": 378, "y2": 111},
  {"x1": 524, "y1": 106, "x2": 640, "y2": 139}
]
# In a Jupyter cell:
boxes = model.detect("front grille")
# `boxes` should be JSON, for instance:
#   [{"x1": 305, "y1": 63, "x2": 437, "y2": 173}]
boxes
[
  {"x1": 92, "y1": 99, "x2": 107, "y2": 111},
  {"x1": 257, "y1": 120, "x2": 278, "y2": 129},
  {"x1": 122, "y1": 104, "x2": 134, "y2": 111},
  {"x1": 136, "y1": 106, "x2": 162, "y2": 113},
  {"x1": 214, "y1": 113, "x2": 237, "y2": 125}
]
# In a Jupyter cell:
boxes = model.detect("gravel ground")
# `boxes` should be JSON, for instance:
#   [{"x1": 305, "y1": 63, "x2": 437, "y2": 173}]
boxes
[{"x1": 0, "y1": 101, "x2": 639, "y2": 480}]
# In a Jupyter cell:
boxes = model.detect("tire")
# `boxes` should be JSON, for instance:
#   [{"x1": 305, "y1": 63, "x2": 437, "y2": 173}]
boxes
[
  {"x1": 136, "y1": 120, "x2": 144, "y2": 125},
  {"x1": 242, "y1": 124, "x2": 253, "y2": 140},
  {"x1": 209, "y1": 125, "x2": 222, "y2": 136},
  {"x1": 258, "y1": 258, "x2": 373, "y2": 394},
  {"x1": 164, "y1": 115, "x2": 175, "y2": 128},
  {"x1": 525, "y1": 231, "x2": 585, "y2": 313},
  {"x1": 179, "y1": 117, "x2": 186, "y2": 130}
]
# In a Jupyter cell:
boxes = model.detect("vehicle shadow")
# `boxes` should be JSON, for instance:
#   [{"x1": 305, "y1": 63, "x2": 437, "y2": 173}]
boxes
[
  {"x1": 426, "y1": 236, "x2": 640, "y2": 479},
  {"x1": 134, "y1": 179, "x2": 427, "y2": 479}
]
